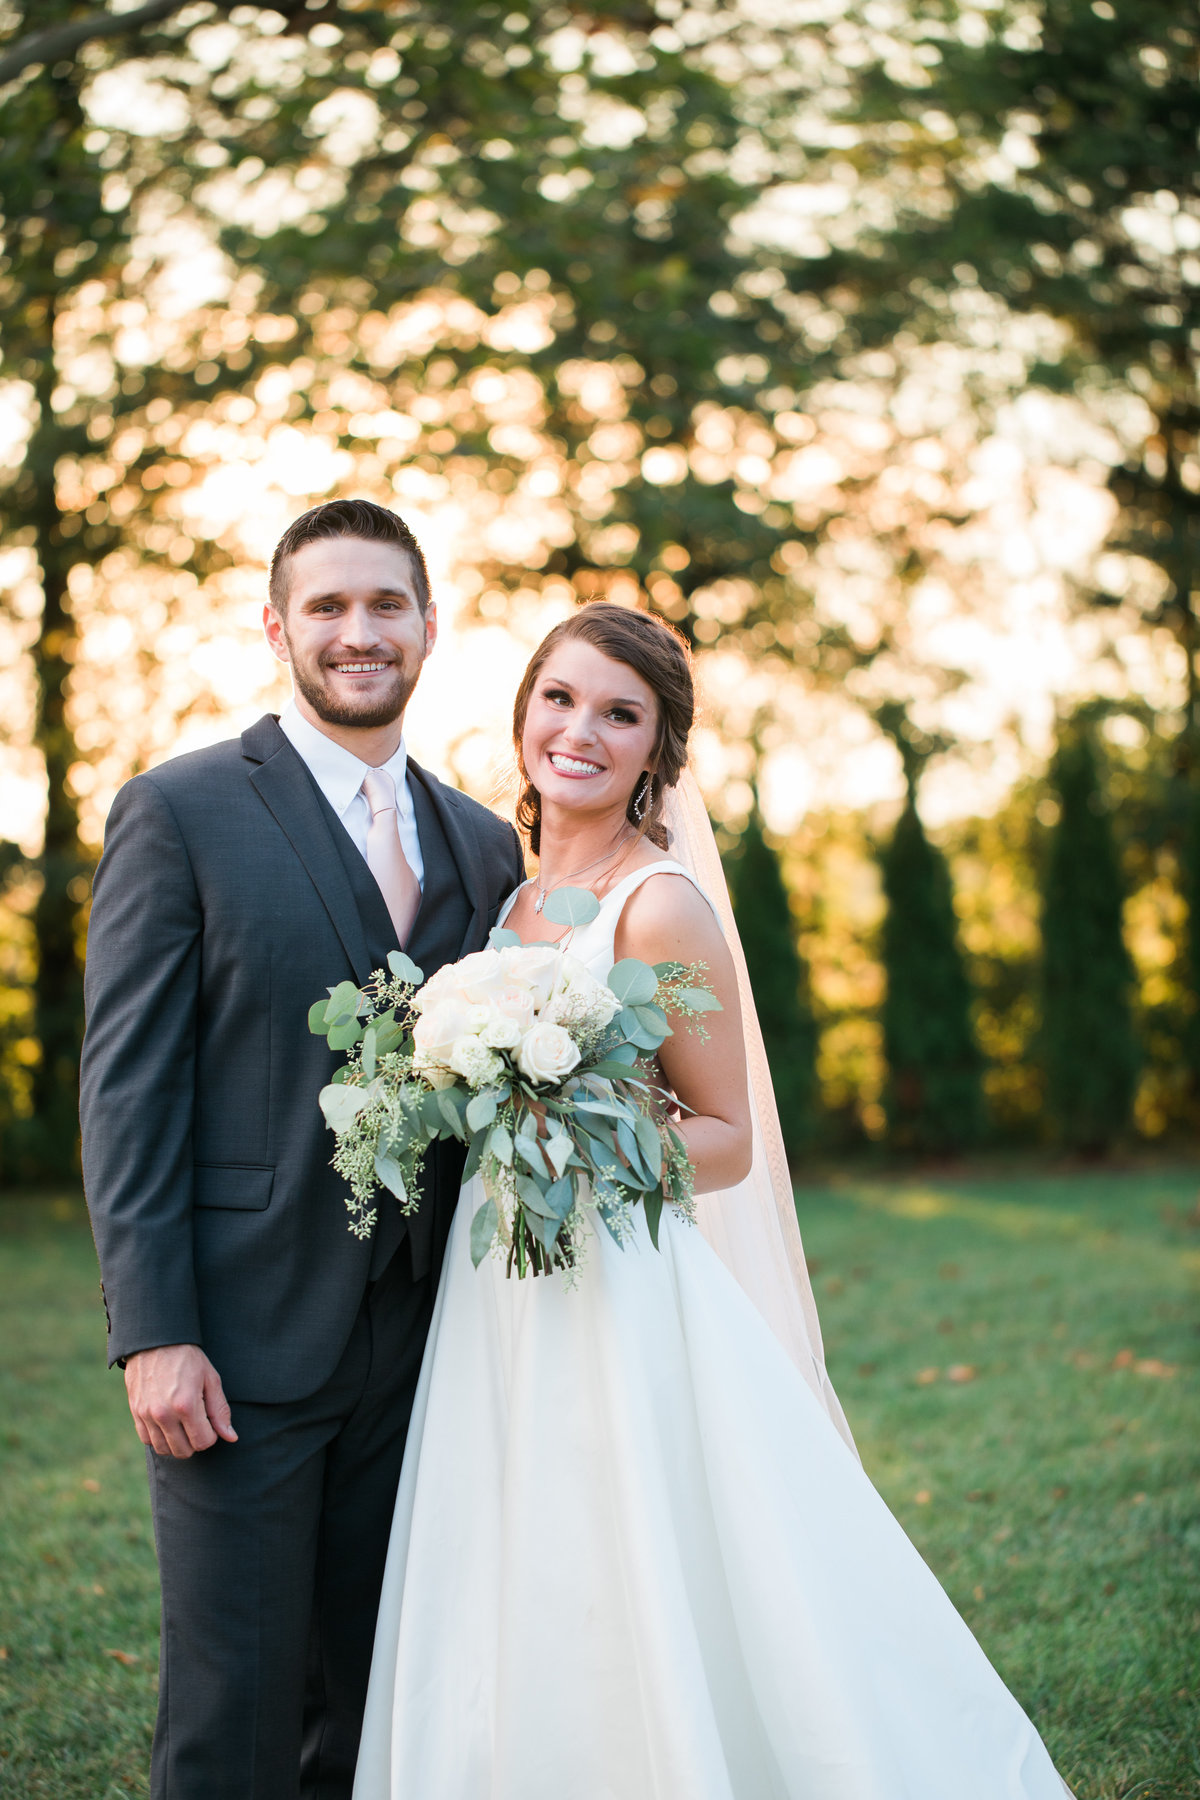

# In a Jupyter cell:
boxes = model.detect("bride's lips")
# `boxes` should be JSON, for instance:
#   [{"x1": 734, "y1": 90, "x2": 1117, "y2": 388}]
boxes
[{"x1": 547, "y1": 752, "x2": 606, "y2": 778}]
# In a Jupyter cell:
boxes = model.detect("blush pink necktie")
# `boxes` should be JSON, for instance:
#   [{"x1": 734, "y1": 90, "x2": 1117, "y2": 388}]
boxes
[{"x1": 360, "y1": 768, "x2": 421, "y2": 947}]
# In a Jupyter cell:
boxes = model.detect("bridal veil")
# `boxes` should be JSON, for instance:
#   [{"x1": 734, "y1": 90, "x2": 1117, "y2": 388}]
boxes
[{"x1": 664, "y1": 771, "x2": 858, "y2": 1457}]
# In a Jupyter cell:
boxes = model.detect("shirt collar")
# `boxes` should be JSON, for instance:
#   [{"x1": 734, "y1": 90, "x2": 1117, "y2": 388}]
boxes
[{"x1": 279, "y1": 702, "x2": 409, "y2": 821}]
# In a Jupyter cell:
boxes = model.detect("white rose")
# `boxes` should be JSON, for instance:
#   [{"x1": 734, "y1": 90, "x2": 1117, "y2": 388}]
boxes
[
  {"x1": 448, "y1": 1034, "x2": 506, "y2": 1088},
  {"x1": 411, "y1": 996, "x2": 476, "y2": 1070},
  {"x1": 479, "y1": 1010, "x2": 523, "y2": 1051},
  {"x1": 499, "y1": 943, "x2": 562, "y2": 1007},
  {"x1": 545, "y1": 955, "x2": 621, "y2": 1034},
  {"x1": 450, "y1": 948, "x2": 518, "y2": 1008},
  {"x1": 490, "y1": 982, "x2": 536, "y2": 1032},
  {"x1": 515, "y1": 1021, "x2": 581, "y2": 1086}
]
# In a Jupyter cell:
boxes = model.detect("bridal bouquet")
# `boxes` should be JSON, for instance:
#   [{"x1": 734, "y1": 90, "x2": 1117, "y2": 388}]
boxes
[{"x1": 310, "y1": 887, "x2": 721, "y2": 1277}]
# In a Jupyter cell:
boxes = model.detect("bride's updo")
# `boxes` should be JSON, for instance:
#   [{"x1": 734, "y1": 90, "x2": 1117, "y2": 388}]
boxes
[{"x1": 513, "y1": 603, "x2": 694, "y2": 853}]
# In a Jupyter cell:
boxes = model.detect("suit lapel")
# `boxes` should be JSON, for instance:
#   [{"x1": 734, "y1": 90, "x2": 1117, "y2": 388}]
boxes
[
  {"x1": 407, "y1": 757, "x2": 490, "y2": 955},
  {"x1": 242, "y1": 716, "x2": 373, "y2": 986}
]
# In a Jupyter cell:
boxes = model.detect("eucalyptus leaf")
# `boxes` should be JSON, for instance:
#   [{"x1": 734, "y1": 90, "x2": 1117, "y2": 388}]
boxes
[
  {"x1": 308, "y1": 999, "x2": 331, "y2": 1037},
  {"x1": 608, "y1": 958, "x2": 658, "y2": 1007},
  {"x1": 541, "y1": 885, "x2": 601, "y2": 927},
  {"x1": 515, "y1": 1134, "x2": 549, "y2": 1178},
  {"x1": 652, "y1": 960, "x2": 687, "y2": 981},
  {"x1": 361, "y1": 1027, "x2": 377, "y2": 1081},
  {"x1": 678, "y1": 987, "x2": 723, "y2": 1013},
  {"x1": 616, "y1": 1117, "x2": 653, "y2": 1189},
  {"x1": 516, "y1": 1174, "x2": 553, "y2": 1218},
  {"x1": 633, "y1": 1002, "x2": 672, "y2": 1040},
  {"x1": 463, "y1": 1129, "x2": 485, "y2": 1185},
  {"x1": 387, "y1": 949, "x2": 424, "y2": 986},
  {"x1": 531, "y1": 1209, "x2": 564, "y2": 1255},
  {"x1": 373, "y1": 1153, "x2": 407, "y2": 1204},
  {"x1": 437, "y1": 1091, "x2": 468, "y2": 1141},
  {"x1": 489, "y1": 1123, "x2": 514, "y2": 1167},
  {"x1": 323, "y1": 981, "x2": 361, "y2": 1025},
  {"x1": 543, "y1": 1174, "x2": 576, "y2": 1221},
  {"x1": 582, "y1": 1052, "x2": 641, "y2": 1079},
  {"x1": 643, "y1": 1189, "x2": 664, "y2": 1251},
  {"x1": 634, "y1": 1112, "x2": 664, "y2": 1182},
  {"x1": 327, "y1": 1017, "x2": 365, "y2": 1053},
  {"x1": 466, "y1": 1090, "x2": 498, "y2": 1134},
  {"x1": 488, "y1": 926, "x2": 522, "y2": 950},
  {"x1": 373, "y1": 1014, "x2": 405, "y2": 1055},
  {"x1": 544, "y1": 1130, "x2": 573, "y2": 1178},
  {"x1": 615, "y1": 1007, "x2": 664, "y2": 1053},
  {"x1": 469, "y1": 1199, "x2": 499, "y2": 1268},
  {"x1": 319, "y1": 1084, "x2": 372, "y2": 1132}
]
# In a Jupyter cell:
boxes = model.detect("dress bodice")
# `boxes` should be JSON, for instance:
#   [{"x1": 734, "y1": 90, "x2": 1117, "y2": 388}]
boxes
[{"x1": 499, "y1": 861, "x2": 711, "y2": 982}]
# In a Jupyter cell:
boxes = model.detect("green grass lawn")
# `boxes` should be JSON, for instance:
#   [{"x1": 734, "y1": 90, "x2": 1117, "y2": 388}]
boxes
[{"x1": 0, "y1": 1170, "x2": 1197, "y2": 1798}]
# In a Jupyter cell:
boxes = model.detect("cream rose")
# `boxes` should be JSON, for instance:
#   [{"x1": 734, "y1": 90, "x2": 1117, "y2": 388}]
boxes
[
  {"x1": 500, "y1": 943, "x2": 562, "y2": 1007},
  {"x1": 515, "y1": 1020, "x2": 581, "y2": 1086},
  {"x1": 411, "y1": 996, "x2": 476, "y2": 1071}
]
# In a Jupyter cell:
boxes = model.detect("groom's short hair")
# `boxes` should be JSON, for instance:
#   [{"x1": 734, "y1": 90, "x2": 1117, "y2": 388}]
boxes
[{"x1": 269, "y1": 499, "x2": 431, "y2": 614}]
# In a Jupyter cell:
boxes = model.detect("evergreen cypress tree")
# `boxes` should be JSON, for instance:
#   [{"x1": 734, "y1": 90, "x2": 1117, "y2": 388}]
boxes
[
  {"x1": 726, "y1": 814, "x2": 820, "y2": 1165},
  {"x1": 1040, "y1": 728, "x2": 1140, "y2": 1151},
  {"x1": 879, "y1": 794, "x2": 984, "y2": 1154}
]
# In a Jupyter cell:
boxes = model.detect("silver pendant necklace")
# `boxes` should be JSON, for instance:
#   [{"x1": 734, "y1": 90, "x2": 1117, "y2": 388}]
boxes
[{"x1": 532, "y1": 830, "x2": 634, "y2": 914}]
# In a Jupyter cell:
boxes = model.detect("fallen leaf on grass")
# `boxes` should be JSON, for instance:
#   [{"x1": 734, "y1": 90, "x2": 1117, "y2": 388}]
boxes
[
  {"x1": 81, "y1": 1478, "x2": 100, "y2": 1493},
  {"x1": 103, "y1": 1649, "x2": 139, "y2": 1667},
  {"x1": 0, "y1": 1647, "x2": 8, "y2": 1660},
  {"x1": 914, "y1": 1489, "x2": 932, "y2": 1505},
  {"x1": 1111, "y1": 1348, "x2": 1134, "y2": 1368},
  {"x1": 973, "y1": 1585, "x2": 986, "y2": 1601},
  {"x1": 947, "y1": 1364, "x2": 977, "y2": 1383},
  {"x1": 1134, "y1": 1358, "x2": 1177, "y2": 1378},
  {"x1": 915, "y1": 1367, "x2": 940, "y2": 1386}
]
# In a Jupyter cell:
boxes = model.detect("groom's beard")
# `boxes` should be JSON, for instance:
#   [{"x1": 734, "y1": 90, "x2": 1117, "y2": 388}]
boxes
[{"x1": 287, "y1": 643, "x2": 421, "y2": 730}]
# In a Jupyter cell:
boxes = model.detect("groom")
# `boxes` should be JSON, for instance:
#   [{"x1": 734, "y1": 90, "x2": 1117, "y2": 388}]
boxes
[{"x1": 80, "y1": 498, "x2": 524, "y2": 1798}]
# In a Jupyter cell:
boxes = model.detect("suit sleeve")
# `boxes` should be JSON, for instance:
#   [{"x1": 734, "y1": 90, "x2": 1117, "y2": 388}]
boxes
[{"x1": 80, "y1": 776, "x2": 204, "y2": 1367}]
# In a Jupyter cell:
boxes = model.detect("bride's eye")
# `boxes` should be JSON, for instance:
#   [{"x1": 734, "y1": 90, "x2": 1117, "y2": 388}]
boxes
[
  {"x1": 608, "y1": 707, "x2": 637, "y2": 724},
  {"x1": 543, "y1": 687, "x2": 571, "y2": 706}
]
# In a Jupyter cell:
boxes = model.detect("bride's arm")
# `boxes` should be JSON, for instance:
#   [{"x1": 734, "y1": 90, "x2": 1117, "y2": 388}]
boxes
[{"x1": 613, "y1": 873, "x2": 752, "y2": 1194}]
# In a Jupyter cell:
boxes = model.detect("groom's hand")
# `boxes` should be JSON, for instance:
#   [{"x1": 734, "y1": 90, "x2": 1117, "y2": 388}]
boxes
[{"x1": 124, "y1": 1344, "x2": 238, "y2": 1458}]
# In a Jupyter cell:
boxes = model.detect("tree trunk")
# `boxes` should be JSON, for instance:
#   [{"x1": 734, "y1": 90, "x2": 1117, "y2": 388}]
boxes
[{"x1": 27, "y1": 291, "x2": 87, "y2": 1177}]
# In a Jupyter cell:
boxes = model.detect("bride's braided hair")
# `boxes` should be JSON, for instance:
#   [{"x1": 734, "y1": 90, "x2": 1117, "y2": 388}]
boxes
[{"x1": 513, "y1": 603, "x2": 694, "y2": 854}]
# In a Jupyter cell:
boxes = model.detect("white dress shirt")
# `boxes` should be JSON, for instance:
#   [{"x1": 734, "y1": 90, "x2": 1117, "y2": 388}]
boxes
[{"x1": 278, "y1": 702, "x2": 424, "y2": 889}]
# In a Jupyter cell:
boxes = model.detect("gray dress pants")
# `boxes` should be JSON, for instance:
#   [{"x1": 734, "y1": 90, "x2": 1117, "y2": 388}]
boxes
[{"x1": 145, "y1": 1243, "x2": 434, "y2": 1800}]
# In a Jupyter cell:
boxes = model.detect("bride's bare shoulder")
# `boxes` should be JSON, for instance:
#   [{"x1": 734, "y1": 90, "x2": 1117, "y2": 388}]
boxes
[{"x1": 614, "y1": 865, "x2": 726, "y2": 967}]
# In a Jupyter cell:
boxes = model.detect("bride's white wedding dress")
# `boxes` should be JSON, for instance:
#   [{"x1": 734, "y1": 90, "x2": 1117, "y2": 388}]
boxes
[{"x1": 354, "y1": 865, "x2": 1071, "y2": 1800}]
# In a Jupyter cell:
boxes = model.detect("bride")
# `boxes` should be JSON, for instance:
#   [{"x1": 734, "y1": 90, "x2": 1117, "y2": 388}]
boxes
[{"x1": 353, "y1": 603, "x2": 1073, "y2": 1799}]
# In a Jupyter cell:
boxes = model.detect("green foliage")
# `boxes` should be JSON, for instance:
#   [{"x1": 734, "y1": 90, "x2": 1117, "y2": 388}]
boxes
[
  {"x1": 1040, "y1": 727, "x2": 1140, "y2": 1150},
  {"x1": 880, "y1": 798, "x2": 984, "y2": 1153},
  {"x1": 726, "y1": 813, "x2": 819, "y2": 1163},
  {"x1": 831, "y1": 0, "x2": 1200, "y2": 714}
]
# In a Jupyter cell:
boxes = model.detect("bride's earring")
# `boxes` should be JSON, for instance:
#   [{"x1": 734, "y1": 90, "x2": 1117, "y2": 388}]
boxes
[{"x1": 632, "y1": 773, "x2": 651, "y2": 822}]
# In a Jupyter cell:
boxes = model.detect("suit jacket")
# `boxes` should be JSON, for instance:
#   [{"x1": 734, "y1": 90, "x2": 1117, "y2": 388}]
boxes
[{"x1": 79, "y1": 714, "x2": 525, "y2": 1403}]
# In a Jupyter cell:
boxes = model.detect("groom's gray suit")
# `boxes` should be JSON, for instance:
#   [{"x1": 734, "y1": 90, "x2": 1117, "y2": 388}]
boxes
[{"x1": 80, "y1": 713, "x2": 524, "y2": 1799}]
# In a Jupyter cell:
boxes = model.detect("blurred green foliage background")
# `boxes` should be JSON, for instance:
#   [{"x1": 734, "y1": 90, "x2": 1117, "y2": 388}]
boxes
[{"x1": 0, "y1": 0, "x2": 1197, "y2": 1175}]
